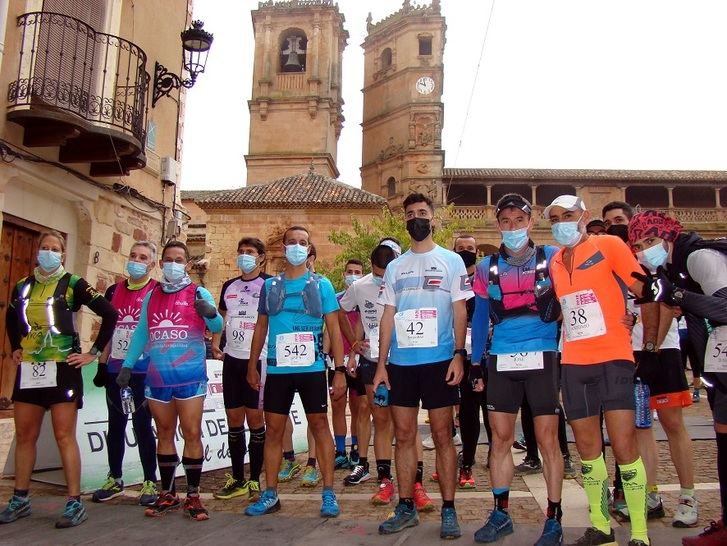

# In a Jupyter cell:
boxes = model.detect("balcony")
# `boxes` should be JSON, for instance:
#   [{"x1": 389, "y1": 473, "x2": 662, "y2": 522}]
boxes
[{"x1": 6, "y1": 12, "x2": 149, "y2": 176}]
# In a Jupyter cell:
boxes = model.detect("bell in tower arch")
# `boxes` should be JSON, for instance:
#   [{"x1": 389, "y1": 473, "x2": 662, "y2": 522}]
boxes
[{"x1": 281, "y1": 34, "x2": 306, "y2": 72}]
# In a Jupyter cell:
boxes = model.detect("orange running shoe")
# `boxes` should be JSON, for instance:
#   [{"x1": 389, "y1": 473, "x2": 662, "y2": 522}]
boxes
[
  {"x1": 431, "y1": 471, "x2": 439, "y2": 482},
  {"x1": 458, "y1": 467, "x2": 475, "y2": 489},
  {"x1": 183, "y1": 495, "x2": 210, "y2": 521},
  {"x1": 414, "y1": 482, "x2": 434, "y2": 512},
  {"x1": 371, "y1": 478, "x2": 395, "y2": 505}
]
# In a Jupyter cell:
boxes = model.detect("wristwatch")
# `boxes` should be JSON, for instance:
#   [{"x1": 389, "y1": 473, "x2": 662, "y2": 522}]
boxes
[
  {"x1": 672, "y1": 288, "x2": 685, "y2": 304},
  {"x1": 453, "y1": 349, "x2": 467, "y2": 358},
  {"x1": 334, "y1": 366, "x2": 347, "y2": 373},
  {"x1": 90, "y1": 346, "x2": 101, "y2": 356},
  {"x1": 643, "y1": 341, "x2": 657, "y2": 353}
]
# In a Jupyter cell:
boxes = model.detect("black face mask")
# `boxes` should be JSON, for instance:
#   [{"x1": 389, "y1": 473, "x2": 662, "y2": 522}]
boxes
[
  {"x1": 606, "y1": 224, "x2": 629, "y2": 243},
  {"x1": 456, "y1": 250, "x2": 477, "y2": 268},
  {"x1": 406, "y1": 218, "x2": 431, "y2": 242}
]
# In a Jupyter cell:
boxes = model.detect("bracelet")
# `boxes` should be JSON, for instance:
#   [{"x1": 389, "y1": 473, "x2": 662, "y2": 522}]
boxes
[
  {"x1": 351, "y1": 340, "x2": 361, "y2": 350},
  {"x1": 335, "y1": 366, "x2": 347, "y2": 373}
]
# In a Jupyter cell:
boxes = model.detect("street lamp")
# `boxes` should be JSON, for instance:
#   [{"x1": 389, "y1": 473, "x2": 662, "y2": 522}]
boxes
[{"x1": 152, "y1": 20, "x2": 213, "y2": 107}]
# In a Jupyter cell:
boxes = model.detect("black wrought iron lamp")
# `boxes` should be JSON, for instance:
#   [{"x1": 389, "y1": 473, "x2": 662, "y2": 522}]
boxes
[{"x1": 152, "y1": 20, "x2": 213, "y2": 107}]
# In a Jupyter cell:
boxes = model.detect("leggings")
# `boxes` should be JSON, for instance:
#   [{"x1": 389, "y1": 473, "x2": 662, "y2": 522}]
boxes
[{"x1": 459, "y1": 360, "x2": 493, "y2": 468}]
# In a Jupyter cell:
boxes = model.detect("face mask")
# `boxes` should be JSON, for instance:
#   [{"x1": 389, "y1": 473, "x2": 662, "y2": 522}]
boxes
[
  {"x1": 126, "y1": 260, "x2": 148, "y2": 280},
  {"x1": 406, "y1": 218, "x2": 431, "y2": 242},
  {"x1": 162, "y1": 262, "x2": 186, "y2": 281},
  {"x1": 372, "y1": 275, "x2": 384, "y2": 287},
  {"x1": 285, "y1": 244, "x2": 309, "y2": 266},
  {"x1": 456, "y1": 250, "x2": 477, "y2": 268},
  {"x1": 344, "y1": 274, "x2": 361, "y2": 287},
  {"x1": 637, "y1": 242, "x2": 669, "y2": 271},
  {"x1": 237, "y1": 254, "x2": 258, "y2": 274},
  {"x1": 501, "y1": 227, "x2": 529, "y2": 251},
  {"x1": 37, "y1": 250, "x2": 62, "y2": 271},
  {"x1": 551, "y1": 216, "x2": 585, "y2": 248},
  {"x1": 606, "y1": 224, "x2": 629, "y2": 243}
]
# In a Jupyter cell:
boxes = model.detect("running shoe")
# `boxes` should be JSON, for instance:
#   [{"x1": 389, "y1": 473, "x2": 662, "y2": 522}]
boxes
[
  {"x1": 458, "y1": 466, "x2": 475, "y2": 489},
  {"x1": 673, "y1": 494, "x2": 699, "y2": 528},
  {"x1": 92, "y1": 476, "x2": 124, "y2": 502},
  {"x1": 300, "y1": 465, "x2": 321, "y2": 487},
  {"x1": 514, "y1": 457, "x2": 542, "y2": 476},
  {"x1": 474, "y1": 509, "x2": 513, "y2": 543},
  {"x1": 566, "y1": 527, "x2": 615, "y2": 546},
  {"x1": 611, "y1": 488, "x2": 627, "y2": 520},
  {"x1": 682, "y1": 520, "x2": 727, "y2": 546},
  {"x1": 440, "y1": 506, "x2": 462, "y2": 539},
  {"x1": 452, "y1": 432, "x2": 462, "y2": 447},
  {"x1": 371, "y1": 478, "x2": 395, "y2": 505},
  {"x1": 431, "y1": 471, "x2": 439, "y2": 482},
  {"x1": 55, "y1": 499, "x2": 88, "y2": 529},
  {"x1": 320, "y1": 489, "x2": 340, "y2": 518},
  {"x1": 245, "y1": 489, "x2": 281, "y2": 516},
  {"x1": 138, "y1": 480, "x2": 158, "y2": 506},
  {"x1": 536, "y1": 518, "x2": 564, "y2": 546},
  {"x1": 213, "y1": 473, "x2": 249, "y2": 500},
  {"x1": 422, "y1": 435, "x2": 436, "y2": 450},
  {"x1": 647, "y1": 492, "x2": 665, "y2": 519},
  {"x1": 334, "y1": 452, "x2": 351, "y2": 470},
  {"x1": 247, "y1": 480, "x2": 261, "y2": 501},
  {"x1": 512, "y1": 435, "x2": 527, "y2": 451},
  {"x1": 692, "y1": 389, "x2": 701, "y2": 403},
  {"x1": 278, "y1": 459, "x2": 301, "y2": 482},
  {"x1": 144, "y1": 492, "x2": 181, "y2": 517},
  {"x1": 349, "y1": 449, "x2": 360, "y2": 466},
  {"x1": 0, "y1": 495, "x2": 31, "y2": 524},
  {"x1": 414, "y1": 482, "x2": 434, "y2": 512},
  {"x1": 343, "y1": 463, "x2": 371, "y2": 486},
  {"x1": 183, "y1": 495, "x2": 209, "y2": 521},
  {"x1": 563, "y1": 456, "x2": 577, "y2": 479},
  {"x1": 378, "y1": 502, "x2": 419, "y2": 534}
]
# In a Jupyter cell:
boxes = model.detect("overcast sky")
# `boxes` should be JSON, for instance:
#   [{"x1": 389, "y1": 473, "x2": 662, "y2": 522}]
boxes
[{"x1": 181, "y1": 0, "x2": 727, "y2": 191}]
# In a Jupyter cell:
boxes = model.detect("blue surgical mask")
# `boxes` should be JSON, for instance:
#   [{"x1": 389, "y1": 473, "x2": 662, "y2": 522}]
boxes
[
  {"x1": 501, "y1": 227, "x2": 529, "y2": 251},
  {"x1": 551, "y1": 217, "x2": 584, "y2": 248},
  {"x1": 237, "y1": 254, "x2": 258, "y2": 274},
  {"x1": 162, "y1": 262, "x2": 186, "y2": 281},
  {"x1": 37, "y1": 250, "x2": 62, "y2": 272},
  {"x1": 126, "y1": 260, "x2": 148, "y2": 280},
  {"x1": 637, "y1": 243, "x2": 668, "y2": 271},
  {"x1": 285, "y1": 244, "x2": 309, "y2": 266},
  {"x1": 345, "y1": 274, "x2": 361, "y2": 287},
  {"x1": 372, "y1": 275, "x2": 384, "y2": 287}
]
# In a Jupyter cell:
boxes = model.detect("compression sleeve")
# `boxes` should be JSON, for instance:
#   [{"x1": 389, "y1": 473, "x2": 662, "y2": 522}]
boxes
[
  {"x1": 471, "y1": 294, "x2": 490, "y2": 365},
  {"x1": 197, "y1": 286, "x2": 224, "y2": 333},
  {"x1": 678, "y1": 287, "x2": 727, "y2": 325},
  {"x1": 5, "y1": 285, "x2": 21, "y2": 351},
  {"x1": 122, "y1": 292, "x2": 151, "y2": 369}
]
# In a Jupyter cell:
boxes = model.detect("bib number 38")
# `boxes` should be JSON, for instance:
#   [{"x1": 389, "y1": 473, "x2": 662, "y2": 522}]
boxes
[{"x1": 561, "y1": 290, "x2": 606, "y2": 341}]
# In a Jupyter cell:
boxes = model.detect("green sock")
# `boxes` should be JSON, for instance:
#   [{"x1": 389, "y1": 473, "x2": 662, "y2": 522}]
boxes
[
  {"x1": 581, "y1": 456, "x2": 611, "y2": 535},
  {"x1": 619, "y1": 457, "x2": 649, "y2": 544}
]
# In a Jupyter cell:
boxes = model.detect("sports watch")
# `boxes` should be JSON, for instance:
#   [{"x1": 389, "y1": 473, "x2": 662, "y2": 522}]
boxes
[
  {"x1": 643, "y1": 341, "x2": 657, "y2": 353},
  {"x1": 453, "y1": 349, "x2": 467, "y2": 358}
]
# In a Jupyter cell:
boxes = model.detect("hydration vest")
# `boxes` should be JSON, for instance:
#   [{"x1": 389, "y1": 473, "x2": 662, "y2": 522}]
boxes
[
  {"x1": 486, "y1": 246, "x2": 549, "y2": 322},
  {"x1": 266, "y1": 272, "x2": 323, "y2": 318},
  {"x1": 15, "y1": 273, "x2": 77, "y2": 337}
]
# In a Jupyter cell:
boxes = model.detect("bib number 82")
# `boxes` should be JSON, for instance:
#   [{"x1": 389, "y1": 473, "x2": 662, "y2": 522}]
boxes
[{"x1": 32, "y1": 363, "x2": 46, "y2": 378}]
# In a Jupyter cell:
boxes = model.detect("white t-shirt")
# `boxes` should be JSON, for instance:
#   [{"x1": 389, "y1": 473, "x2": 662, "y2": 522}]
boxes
[
  {"x1": 629, "y1": 298, "x2": 679, "y2": 350},
  {"x1": 687, "y1": 249, "x2": 727, "y2": 297},
  {"x1": 339, "y1": 273, "x2": 384, "y2": 362},
  {"x1": 219, "y1": 275, "x2": 268, "y2": 360}
]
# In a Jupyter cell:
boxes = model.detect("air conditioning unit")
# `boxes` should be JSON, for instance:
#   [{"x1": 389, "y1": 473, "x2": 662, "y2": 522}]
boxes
[{"x1": 160, "y1": 157, "x2": 179, "y2": 185}]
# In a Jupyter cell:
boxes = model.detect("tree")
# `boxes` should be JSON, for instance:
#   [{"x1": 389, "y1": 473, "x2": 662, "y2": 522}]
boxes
[{"x1": 319, "y1": 205, "x2": 475, "y2": 290}]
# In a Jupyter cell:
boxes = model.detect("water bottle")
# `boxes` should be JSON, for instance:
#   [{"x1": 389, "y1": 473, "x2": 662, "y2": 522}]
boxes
[
  {"x1": 634, "y1": 378, "x2": 651, "y2": 429},
  {"x1": 120, "y1": 387, "x2": 135, "y2": 415},
  {"x1": 374, "y1": 383, "x2": 389, "y2": 407}
]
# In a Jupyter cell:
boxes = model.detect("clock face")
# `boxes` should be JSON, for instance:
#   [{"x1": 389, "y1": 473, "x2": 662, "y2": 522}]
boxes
[{"x1": 415, "y1": 76, "x2": 435, "y2": 95}]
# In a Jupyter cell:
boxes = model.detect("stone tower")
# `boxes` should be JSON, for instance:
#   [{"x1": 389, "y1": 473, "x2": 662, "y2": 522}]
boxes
[
  {"x1": 361, "y1": 0, "x2": 446, "y2": 207},
  {"x1": 246, "y1": 0, "x2": 348, "y2": 184}
]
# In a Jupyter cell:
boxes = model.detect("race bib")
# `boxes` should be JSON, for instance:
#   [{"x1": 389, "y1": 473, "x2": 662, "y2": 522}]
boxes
[
  {"x1": 394, "y1": 308, "x2": 438, "y2": 348},
  {"x1": 368, "y1": 326, "x2": 379, "y2": 360},
  {"x1": 561, "y1": 290, "x2": 606, "y2": 341},
  {"x1": 496, "y1": 352, "x2": 544, "y2": 372},
  {"x1": 705, "y1": 326, "x2": 727, "y2": 373},
  {"x1": 111, "y1": 327, "x2": 134, "y2": 360},
  {"x1": 20, "y1": 361, "x2": 57, "y2": 389},
  {"x1": 276, "y1": 332, "x2": 316, "y2": 367},
  {"x1": 227, "y1": 316, "x2": 257, "y2": 352}
]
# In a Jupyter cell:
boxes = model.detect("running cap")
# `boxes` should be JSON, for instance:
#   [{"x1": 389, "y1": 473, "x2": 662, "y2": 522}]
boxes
[
  {"x1": 628, "y1": 210, "x2": 683, "y2": 244},
  {"x1": 495, "y1": 193, "x2": 532, "y2": 218},
  {"x1": 379, "y1": 238, "x2": 402, "y2": 257},
  {"x1": 543, "y1": 195, "x2": 586, "y2": 218}
]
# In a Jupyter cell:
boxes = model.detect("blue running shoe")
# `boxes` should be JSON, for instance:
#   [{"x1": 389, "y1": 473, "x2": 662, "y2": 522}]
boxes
[
  {"x1": 245, "y1": 489, "x2": 281, "y2": 516},
  {"x1": 334, "y1": 453, "x2": 351, "y2": 470},
  {"x1": 379, "y1": 503, "x2": 419, "y2": 535},
  {"x1": 474, "y1": 510, "x2": 513, "y2": 543},
  {"x1": 440, "y1": 506, "x2": 462, "y2": 539},
  {"x1": 0, "y1": 495, "x2": 31, "y2": 524},
  {"x1": 320, "y1": 488, "x2": 340, "y2": 518},
  {"x1": 55, "y1": 499, "x2": 88, "y2": 528},
  {"x1": 536, "y1": 518, "x2": 564, "y2": 546}
]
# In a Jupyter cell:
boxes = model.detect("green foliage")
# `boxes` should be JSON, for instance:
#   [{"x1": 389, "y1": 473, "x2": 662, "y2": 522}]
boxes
[{"x1": 320, "y1": 205, "x2": 474, "y2": 291}]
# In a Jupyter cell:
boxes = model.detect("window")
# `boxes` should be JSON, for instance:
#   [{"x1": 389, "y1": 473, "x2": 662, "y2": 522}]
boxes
[
  {"x1": 673, "y1": 186, "x2": 716, "y2": 208},
  {"x1": 387, "y1": 177, "x2": 396, "y2": 197},
  {"x1": 280, "y1": 29, "x2": 307, "y2": 73},
  {"x1": 721, "y1": 187, "x2": 727, "y2": 207},
  {"x1": 381, "y1": 48, "x2": 392, "y2": 69},
  {"x1": 536, "y1": 185, "x2": 577, "y2": 207},
  {"x1": 446, "y1": 184, "x2": 486, "y2": 206},
  {"x1": 491, "y1": 184, "x2": 532, "y2": 206},
  {"x1": 625, "y1": 186, "x2": 669, "y2": 208},
  {"x1": 418, "y1": 36, "x2": 432, "y2": 56}
]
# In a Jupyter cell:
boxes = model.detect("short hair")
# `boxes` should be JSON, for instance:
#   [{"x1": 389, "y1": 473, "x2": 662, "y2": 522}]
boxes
[
  {"x1": 38, "y1": 229, "x2": 66, "y2": 252},
  {"x1": 307, "y1": 242, "x2": 317, "y2": 258},
  {"x1": 237, "y1": 237, "x2": 265, "y2": 255},
  {"x1": 602, "y1": 201, "x2": 634, "y2": 220},
  {"x1": 283, "y1": 225, "x2": 310, "y2": 244},
  {"x1": 162, "y1": 240, "x2": 190, "y2": 261},
  {"x1": 131, "y1": 240, "x2": 157, "y2": 261},
  {"x1": 371, "y1": 244, "x2": 396, "y2": 269},
  {"x1": 453, "y1": 234, "x2": 476, "y2": 249},
  {"x1": 345, "y1": 258, "x2": 364, "y2": 269},
  {"x1": 402, "y1": 192, "x2": 434, "y2": 212}
]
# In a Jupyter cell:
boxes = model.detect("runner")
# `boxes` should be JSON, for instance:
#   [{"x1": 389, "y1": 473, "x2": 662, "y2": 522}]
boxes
[
  {"x1": 117, "y1": 240, "x2": 223, "y2": 521},
  {"x1": 211, "y1": 237, "x2": 270, "y2": 501},
  {"x1": 546, "y1": 195, "x2": 656, "y2": 546},
  {"x1": 2, "y1": 230, "x2": 117, "y2": 528},
  {"x1": 470, "y1": 194, "x2": 564, "y2": 545},
  {"x1": 91, "y1": 241, "x2": 159, "y2": 506},
  {"x1": 373, "y1": 192, "x2": 472, "y2": 539},
  {"x1": 625, "y1": 210, "x2": 727, "y2": 545},
  {"x1": 245, "y1": 226, "x2": 345, "y2": 518}
]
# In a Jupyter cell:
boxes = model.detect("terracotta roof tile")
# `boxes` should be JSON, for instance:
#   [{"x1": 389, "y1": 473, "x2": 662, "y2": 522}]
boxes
[{"x1": 443, "y1": 168, "x2": 727, "y2": 183}]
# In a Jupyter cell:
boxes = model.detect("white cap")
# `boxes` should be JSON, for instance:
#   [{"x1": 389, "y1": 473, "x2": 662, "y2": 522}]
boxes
[
  {"x1": 543, "y1": 195, "x2": 586, "y2": 218},
  {"x1": 379, "y1": 239, "x2": 402, "y2": 256}
]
